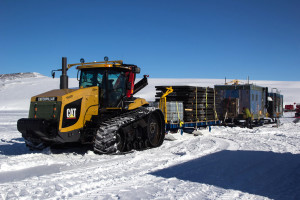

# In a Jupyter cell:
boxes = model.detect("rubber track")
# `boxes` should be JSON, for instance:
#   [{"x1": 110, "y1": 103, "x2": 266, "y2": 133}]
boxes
[{"x1": 93, "y1": 107, "x2": 155, "y2": 154}]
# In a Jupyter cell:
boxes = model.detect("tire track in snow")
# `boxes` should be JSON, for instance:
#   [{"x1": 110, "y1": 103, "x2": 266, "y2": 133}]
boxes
[
  {"x1": 65, "y1": 135, "x2": 242, "y2": 199},
  {"x1": 0, "y1": 154, "x2": 136, "y2": 199}
]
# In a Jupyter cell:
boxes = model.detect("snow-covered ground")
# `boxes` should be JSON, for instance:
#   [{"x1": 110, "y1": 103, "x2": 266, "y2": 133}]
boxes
[{"x1": 0, "y1": 74, "x2": 300, "y2": 200}]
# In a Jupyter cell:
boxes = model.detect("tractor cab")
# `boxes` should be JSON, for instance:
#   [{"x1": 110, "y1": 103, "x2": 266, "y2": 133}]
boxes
[
  {"x1": 68, "y1": 58, "x2": 146, "y2": 109},
  {"x1": 79, "y1": 68, "x2": 127, "y2": 107}
]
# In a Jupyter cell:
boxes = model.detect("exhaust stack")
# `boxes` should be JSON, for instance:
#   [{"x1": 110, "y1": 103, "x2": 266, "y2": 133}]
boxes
[{"x1": 60, "y1": 57, "x2": 68, "y2": 89}]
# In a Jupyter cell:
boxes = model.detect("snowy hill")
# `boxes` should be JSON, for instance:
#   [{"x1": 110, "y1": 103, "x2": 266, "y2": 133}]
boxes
[
  {"x1": 0, "y1": 72, "x2": 42, "y2": 81},
  {"x1": 0, "y1": 73, "x2": 299, "y2": 110},
  {"x1": 0, "y1": 73, "x2": 300, "y2": 199}
]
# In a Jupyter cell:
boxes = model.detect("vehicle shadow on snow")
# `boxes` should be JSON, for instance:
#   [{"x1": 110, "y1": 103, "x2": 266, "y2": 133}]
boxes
[
  {"x1": 0, "y1": 137, "x2": 91, "y2": 156},
  {"x1": 0, "y1": 137, "x2": 30, "y2": 155},
  {"x1": 150, "y1": 150, "x2": 300, "y2": 200}
]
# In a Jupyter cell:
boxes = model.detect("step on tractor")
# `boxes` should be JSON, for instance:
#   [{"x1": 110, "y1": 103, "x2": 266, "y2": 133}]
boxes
[{"x1": 17, "y1": 57, "x2": 165, "y2": 154}]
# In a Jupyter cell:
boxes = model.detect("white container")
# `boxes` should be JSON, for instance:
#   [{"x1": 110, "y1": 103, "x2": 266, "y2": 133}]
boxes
[{"x1": 166, "y1": 101, "x2": 184, "y2": 123}]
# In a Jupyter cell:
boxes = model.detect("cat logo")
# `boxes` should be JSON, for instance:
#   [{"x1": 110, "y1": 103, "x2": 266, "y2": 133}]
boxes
[{"x1": 66, "y1": 108, "x2": 77, "y2": 119}]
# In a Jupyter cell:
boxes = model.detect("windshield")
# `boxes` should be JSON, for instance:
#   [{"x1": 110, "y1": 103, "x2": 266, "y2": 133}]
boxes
[{"x1": 79, "y1": 69, "x2": 105, "y2": 88}]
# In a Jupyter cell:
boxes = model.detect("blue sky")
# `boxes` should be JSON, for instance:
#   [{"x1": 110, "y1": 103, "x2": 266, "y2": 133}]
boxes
[{"x1": 1, "y1": 0, "x2": 299, "y2": 81}]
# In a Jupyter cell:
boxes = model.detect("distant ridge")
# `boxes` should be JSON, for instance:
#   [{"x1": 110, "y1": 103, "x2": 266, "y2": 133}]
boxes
[{"x1": 0, "y1": 72, "x2": 44, "y2": 81}]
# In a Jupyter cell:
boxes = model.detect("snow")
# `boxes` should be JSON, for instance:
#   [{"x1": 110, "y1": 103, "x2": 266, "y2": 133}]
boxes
[{"x1": 0, "y1": 73, "x2": 300, "y2": 200}]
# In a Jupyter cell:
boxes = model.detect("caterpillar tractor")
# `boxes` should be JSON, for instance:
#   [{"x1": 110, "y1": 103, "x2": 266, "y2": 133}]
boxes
[{"x1": 17, "y1": 57, "x2": 165, "y2": 154}]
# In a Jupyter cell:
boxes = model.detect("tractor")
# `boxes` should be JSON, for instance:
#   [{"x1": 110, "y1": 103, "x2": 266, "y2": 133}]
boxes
[{"x1": 17, "y1": 57, "x2": 165, "y2": 154}]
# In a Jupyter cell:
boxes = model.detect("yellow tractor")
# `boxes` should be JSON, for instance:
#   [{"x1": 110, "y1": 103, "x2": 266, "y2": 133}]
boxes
[{"x1": 17, "y1": 57, "x2": 165, "y2": 153}]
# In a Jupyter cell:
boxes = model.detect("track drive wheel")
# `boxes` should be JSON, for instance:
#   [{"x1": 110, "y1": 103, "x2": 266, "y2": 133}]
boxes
[{"x1": 147, "y1": 110, "x2": 165, "y2": 148}]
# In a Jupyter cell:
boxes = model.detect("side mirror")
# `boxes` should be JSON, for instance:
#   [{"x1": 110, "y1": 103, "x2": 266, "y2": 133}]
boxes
[{"x1": 52, "y1": 71, "x2": 55, "y2": 79}]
